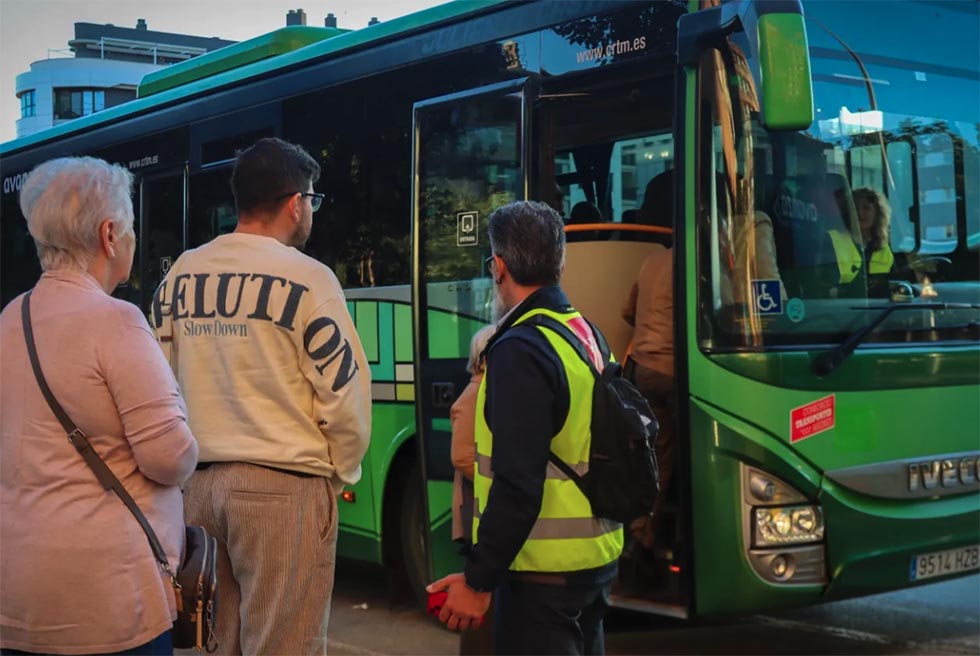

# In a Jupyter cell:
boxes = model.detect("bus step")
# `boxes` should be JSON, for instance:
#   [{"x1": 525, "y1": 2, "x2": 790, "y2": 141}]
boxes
[{"x1": 609, "y1": 593, "x2": 688, "y2": 619}]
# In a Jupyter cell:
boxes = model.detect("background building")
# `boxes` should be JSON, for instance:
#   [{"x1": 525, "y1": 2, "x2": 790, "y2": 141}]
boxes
[{"x1": 15, "y1": 20, "x2": 235, "y2": 138}]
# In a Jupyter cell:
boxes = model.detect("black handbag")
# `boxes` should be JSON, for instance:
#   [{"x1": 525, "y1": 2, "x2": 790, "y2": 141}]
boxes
[{"x1": 21, "y1": 291, "x2": 218, "y2": 652}]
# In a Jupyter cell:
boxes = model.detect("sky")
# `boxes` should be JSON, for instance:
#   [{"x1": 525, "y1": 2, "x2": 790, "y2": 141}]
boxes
[{"x1": 0, "y1": 0, "x2": 449, "y2": 144}]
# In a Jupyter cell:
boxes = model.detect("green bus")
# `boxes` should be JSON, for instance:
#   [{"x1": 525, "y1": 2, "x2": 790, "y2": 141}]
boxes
[{"x1": 2, "y1": 0, "x2": 977, "y2": 619}]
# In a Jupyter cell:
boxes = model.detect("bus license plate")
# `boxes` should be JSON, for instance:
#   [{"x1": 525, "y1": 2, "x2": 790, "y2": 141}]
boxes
[{"x1": 909, "y1": 545, "x2": 980, "y2": 581}]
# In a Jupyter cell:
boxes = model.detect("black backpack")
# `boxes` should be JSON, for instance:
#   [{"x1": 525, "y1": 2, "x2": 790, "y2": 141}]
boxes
[{"x1": 523, "y1": 314, "x2": 660, "y2": 524}]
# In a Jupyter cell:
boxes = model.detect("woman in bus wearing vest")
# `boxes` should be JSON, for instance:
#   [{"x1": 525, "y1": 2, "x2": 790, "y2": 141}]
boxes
[{"x1": 853, "y1": 187, "x2": 896, "y2": 296}]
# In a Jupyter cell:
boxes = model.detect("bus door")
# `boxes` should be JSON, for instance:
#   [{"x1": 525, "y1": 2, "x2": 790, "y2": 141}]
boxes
[
  {"x1": 411, "y1": 79, "x2": 531, "y2": 588},
  {"x1": 138, "y1": 168, "x2": 187, "y2": 314}
]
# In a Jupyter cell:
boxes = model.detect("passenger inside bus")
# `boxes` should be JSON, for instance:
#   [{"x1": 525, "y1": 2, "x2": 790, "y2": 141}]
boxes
[
  {"x1": 622, "y1": 164, "x2": 780, "y2": 485},
  {"x1": 566, "y1": 201, "x2": 604, "y2": 241},
  {"x1": 548, "y1": 182, "x2": 565, "y2": 218},
  {"x1": 637, "y1": 168, "x2": 673, "y2": 235},
  {"x1": 621, "y1": 169, "x2": 675, "y2": 558},
  {"x1": 853, "y1": 187, "x2": 896, "y2": 296},
  {"x1": 568, "y1": 200, "x2": 603, "y2": 224}
]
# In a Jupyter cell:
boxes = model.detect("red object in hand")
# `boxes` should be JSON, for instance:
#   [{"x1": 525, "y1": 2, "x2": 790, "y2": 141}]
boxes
[{"x1": 427, "y1": 590, "x2": 448, "y2": 617}]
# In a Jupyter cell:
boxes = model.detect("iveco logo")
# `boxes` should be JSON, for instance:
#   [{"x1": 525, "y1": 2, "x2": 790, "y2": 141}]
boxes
[
  {"x1": 826, "y1": 451, "x2": 980, "y2": 500},
  {"x1": 909, "y1": 456, "x2": 979, "y2": 492}
]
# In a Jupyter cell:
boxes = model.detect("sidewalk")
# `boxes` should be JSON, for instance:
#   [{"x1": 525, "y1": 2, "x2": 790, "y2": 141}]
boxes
[
  {"x1": 177, "y1": 559, "x2": 457, "y2": 656},
  {"x1": 328, "y1": 578, "x2": 456, "y2": 656}
]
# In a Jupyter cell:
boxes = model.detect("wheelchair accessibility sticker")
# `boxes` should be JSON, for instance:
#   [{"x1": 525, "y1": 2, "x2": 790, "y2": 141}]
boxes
[{"x1": 751, "y1": 279, "x2": 782, "y2": 315}]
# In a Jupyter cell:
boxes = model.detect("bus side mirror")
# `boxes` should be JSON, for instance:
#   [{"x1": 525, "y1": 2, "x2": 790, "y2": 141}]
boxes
[
  {"x1": 677, "y1": 1, "x2": 814, "y2": 132},
  {"x1": 756, "y1": 13, "x2": 813, "y2": 131}
]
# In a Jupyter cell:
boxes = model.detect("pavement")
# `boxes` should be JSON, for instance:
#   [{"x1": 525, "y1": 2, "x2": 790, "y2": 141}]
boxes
[
  {"x1": 326, "y1": 560, "x2": 979, "y2": 656},
  {"x1": 177, "y1": 557, "x2": 978, "y2": 654},
  {"x1": 329, "y1": 561, "x2": 456, "y2": 655}
]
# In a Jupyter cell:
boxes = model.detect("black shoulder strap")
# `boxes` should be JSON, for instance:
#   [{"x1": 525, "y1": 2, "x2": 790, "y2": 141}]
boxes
[
  {"x1": 547, "y1": 453, "x2": 585, "y2": 486},
  {"x1": 20, "y1": 291, "x2": 173, "y2": 574},
  {"x1": 520, "y1": 312, "x2": 611, "y2": 490}
]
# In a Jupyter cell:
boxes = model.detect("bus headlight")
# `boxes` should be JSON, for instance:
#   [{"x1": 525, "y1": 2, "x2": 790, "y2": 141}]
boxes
[
  {"x1": 754, "y1": 505, "x2": 824, "y2": 546},
  {"x1": 742, "y1": 465, "x2": 827, "y2": 584}
]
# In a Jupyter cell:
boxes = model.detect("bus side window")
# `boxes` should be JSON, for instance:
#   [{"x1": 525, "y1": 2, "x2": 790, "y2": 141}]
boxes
[
  {"x1": 283, "y1": 77, "x2": 411, "y2": 289},
  {"x1": 189, "y1": 168, "x2": 237, "y2": 249}
]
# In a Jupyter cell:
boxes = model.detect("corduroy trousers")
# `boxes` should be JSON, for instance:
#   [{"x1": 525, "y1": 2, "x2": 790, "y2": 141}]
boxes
[{"x1": 183, "y1": 462, "x2": 338, "y2": 655}]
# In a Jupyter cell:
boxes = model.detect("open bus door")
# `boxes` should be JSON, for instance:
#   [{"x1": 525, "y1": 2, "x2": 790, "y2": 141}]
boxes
[{"x1": 410, "y1": 79, "x2": 531, "y2": 593}]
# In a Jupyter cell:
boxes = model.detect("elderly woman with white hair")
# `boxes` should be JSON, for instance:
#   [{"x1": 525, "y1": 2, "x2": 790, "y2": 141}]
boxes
[{"x1": 0, "y1": 157, "x2": 198, "y2": 655}]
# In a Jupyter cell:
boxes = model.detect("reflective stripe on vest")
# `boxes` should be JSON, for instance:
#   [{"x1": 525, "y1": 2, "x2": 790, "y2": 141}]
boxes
[
  {"x1": 869, "y1": 245, "x2": 894, "y2": 274},
  {"x1": 826, "y1": 230, "x2": 863, "y2": 284},
  {"x1": 472, "y1": 307, "x2": 623, "y2": 573},
  {"x1": 473, "y1": 506, "x2": 621, "y2": 541},
  {"x1": 475, "y1": 453, "x2": 589, "y2": 481}
]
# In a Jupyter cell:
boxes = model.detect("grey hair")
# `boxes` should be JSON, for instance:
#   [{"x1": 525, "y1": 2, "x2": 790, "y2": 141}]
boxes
[
  {"x1": 466, "y1": 324, "x2": 497, "y2": 375},
  {"x1": 487, "y1": 200, "x2": 565, "y2": 286},
  {"x1": 20, "y1": 157, "x2": 135, "y2": 271}
]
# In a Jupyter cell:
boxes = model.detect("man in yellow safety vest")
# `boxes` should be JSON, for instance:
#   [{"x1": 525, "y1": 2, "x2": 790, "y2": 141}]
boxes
[{"x1": 428, "y1": 200, "x2": 622, "y2": 655}]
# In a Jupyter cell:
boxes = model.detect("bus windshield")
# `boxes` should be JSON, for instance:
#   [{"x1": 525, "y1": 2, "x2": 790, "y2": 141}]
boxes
[{"x1": 697, "y1": 0, "x2": 980, "y2": 349}]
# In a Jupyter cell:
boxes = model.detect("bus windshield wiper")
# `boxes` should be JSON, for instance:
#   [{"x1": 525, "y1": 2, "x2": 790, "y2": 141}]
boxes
[{"x1": 811, "y1": 303, "x2": 980, "y2": 376}]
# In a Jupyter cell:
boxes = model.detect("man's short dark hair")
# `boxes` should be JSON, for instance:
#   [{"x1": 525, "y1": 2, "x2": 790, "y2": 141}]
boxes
[
  {"x1": 231, "y1": 137, "x2": 321, "y2": 215},
  {"x1": 488, "y1": 200, "x2": 565, "y2": 286}
]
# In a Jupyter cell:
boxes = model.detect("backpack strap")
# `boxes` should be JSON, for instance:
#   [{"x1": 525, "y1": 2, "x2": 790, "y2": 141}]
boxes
[{"x1": 520, "y1": 313, "x2": 610, "y2": 492}]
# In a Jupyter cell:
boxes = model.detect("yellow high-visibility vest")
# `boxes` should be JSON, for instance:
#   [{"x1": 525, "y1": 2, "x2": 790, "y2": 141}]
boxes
[
  {"x1": 826, "y1": 230, "x2": 864, "y2": 284},
  {"x1": 869, "y1": 245, "x2": 894, "y2": 274},
  {"x1": 472, "y1": 307, "x2": 623, "y2": 573}
]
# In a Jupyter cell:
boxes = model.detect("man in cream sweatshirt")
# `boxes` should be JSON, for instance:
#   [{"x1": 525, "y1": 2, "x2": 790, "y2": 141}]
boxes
[{"x1": 151, "y1": 138, "x2": 371, "y2": 655}]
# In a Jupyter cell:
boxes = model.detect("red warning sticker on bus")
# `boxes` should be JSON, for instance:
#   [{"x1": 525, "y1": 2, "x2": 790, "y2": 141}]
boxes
[{"x1": 790, "y1": 395, "x2": 835, "y2": 443}]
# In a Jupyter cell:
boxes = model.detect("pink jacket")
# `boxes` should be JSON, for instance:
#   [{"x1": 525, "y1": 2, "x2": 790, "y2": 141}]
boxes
[{"x1": 0, "y1": 271, "x2": 198, "y2": 654}]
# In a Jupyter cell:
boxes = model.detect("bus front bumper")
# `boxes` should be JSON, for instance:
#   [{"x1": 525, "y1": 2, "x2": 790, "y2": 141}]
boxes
[{"x1": 820, "y1": 480, "x2": 980, "y2": 600}]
